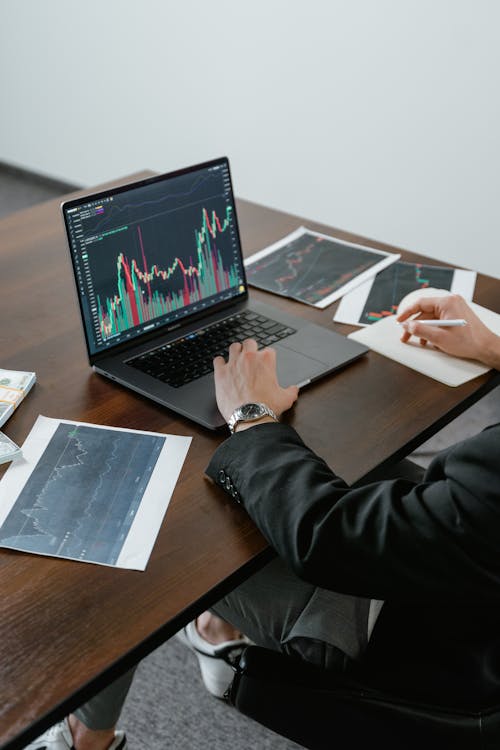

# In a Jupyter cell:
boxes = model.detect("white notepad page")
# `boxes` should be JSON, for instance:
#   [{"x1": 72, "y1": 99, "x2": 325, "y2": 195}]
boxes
[{"x1": 348, "y1": 301, "x2": 500, "y2": 387}]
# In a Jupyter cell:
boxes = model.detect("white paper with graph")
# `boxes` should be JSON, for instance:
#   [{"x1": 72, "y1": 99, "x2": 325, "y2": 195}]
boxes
[{"x1": 0, "y1": 416, "x2": 191, "y2": 570}]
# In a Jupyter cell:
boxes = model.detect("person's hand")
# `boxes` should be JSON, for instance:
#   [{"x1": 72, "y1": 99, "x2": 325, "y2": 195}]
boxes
[
  {"x1": 213, "y1": 339, "x2": 299, "y2": 426},
  {"x1": 397, "y1": 294, "x2": 500, "y2": 367}
]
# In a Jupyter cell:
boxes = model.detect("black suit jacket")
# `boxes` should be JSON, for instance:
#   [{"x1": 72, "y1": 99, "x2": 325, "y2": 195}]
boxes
[{"x1": 206, "y1": 421, "x2": 500, "y2": 710}]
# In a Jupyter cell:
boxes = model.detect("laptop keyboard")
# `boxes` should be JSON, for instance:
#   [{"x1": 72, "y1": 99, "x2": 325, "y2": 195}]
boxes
[{"x1": 126, "y1": 311, "x2": 296, "y2": 389}]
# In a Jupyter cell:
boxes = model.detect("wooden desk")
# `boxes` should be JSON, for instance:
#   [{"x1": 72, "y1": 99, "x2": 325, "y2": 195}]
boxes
[{"x1": 1, "y1": 174, "x2": 499, "y2": 749}]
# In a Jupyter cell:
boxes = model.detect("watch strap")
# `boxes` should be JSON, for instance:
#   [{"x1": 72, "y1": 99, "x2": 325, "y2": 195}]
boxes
[{"x1": 228, "y1": 403, "x2": 278, "y2": 434}]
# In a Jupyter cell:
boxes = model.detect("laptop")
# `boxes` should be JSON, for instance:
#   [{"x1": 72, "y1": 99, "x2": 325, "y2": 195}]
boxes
[{"x1": 61, "y1": 157, "x2": 368, "y2": 429}]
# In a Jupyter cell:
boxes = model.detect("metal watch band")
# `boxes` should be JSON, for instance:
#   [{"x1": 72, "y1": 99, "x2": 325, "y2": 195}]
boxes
[{"x1": 228, "y1": 403, "x2": 278, "y2": 434}]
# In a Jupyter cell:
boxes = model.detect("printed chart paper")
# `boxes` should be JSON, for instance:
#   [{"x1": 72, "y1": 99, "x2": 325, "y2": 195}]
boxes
[
  {"x1": 244, "y1": 226, "x2": 399, "y2": 309},
  {"x1": 334, "y1": 262, "x2": 476, "y2": 326},
  {"x1": 0, "y1": 416, "x2": 191, "y2": 570}
]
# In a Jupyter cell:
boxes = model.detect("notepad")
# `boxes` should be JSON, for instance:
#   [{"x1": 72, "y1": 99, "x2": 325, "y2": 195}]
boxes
[{"x1": 348, "y1": 302, "x2": 500, "y2": 387}]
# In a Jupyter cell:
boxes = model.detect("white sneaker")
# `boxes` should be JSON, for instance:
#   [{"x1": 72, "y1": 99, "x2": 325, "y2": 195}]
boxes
[
  {"x1": 24, "y1": 717, "x2": 127, "y2": 749},
  {"x1": 176, "y1": 620, "x2": 249, "y2": 698}
]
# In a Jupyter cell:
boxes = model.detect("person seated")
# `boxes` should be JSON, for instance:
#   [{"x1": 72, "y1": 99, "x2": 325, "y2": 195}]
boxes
[{"x1": 27, "y1": 295, "x2": 500, "y2": 750}]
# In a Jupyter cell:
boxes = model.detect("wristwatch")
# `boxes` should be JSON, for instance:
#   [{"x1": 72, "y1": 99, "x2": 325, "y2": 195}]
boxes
[{"x1": 228, "y1": 402, "x2": 278, "y2": 434}]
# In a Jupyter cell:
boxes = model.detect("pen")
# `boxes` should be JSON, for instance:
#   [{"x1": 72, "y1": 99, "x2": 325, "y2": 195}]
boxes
[{"x1": 399, "y1": 319, "x2": 467, "y2": 327}]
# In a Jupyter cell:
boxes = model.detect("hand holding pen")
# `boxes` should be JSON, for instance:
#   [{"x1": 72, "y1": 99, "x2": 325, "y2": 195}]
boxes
[{"x1": 397, "y1": 294, "x2": 500, "y2": 368}]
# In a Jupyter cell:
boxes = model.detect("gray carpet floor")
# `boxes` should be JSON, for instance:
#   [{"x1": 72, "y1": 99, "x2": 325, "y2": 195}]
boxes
[
  {"x1": 2, "y1": 163, "x2": 499, "y2": 749},
  {"x1": 122, "y1": 639, "x2": 301, "y2": 749}
]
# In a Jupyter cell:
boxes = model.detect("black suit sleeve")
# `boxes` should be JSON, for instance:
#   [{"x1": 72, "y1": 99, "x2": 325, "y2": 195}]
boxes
[{"x1": 205, "y1": 423, "x2": 500, "y2": 602}]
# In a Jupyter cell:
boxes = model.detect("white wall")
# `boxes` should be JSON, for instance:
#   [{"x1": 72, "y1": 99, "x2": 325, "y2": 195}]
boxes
[{"x1": 2, "y1": 0, "x2": 499, "y2": 278}]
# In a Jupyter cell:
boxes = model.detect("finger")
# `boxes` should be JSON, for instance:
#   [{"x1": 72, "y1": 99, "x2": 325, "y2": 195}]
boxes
[
  {"x1": 400, "y1": 329, "x2": 412, "y2": 343},
  {"x1": 397, "y1": 304, "x2": 419, "y2": 322},
  {"x1": 400, "y1": 321, "x2": 437, "y2": 349},
  {"x1": 242, "y1": 338, "x2": 258, "y2": 352},
  {"x1": 213, "y1": 355, "x2": 225, "y2": 372},
  {"x1": 262, "y1": 345, "x2": 276, "y2": 362},
  {"x1": 407, "y1": 321, "x2": 446, "y2": 348},
  {"x1": 228, "y1": 341, "x2": 243, "y2": 361},
  {"x1": 397, "y1": 297, "x2": 442, "y2": 322}
]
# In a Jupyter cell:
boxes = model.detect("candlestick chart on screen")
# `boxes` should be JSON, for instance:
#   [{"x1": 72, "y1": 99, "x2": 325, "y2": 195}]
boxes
[
  {"x1": 94, "y1": 205, "x2": 238, "y2": 341},
  {"x1": 72, "y1": 166, "x2": 244, "y2": 351}
]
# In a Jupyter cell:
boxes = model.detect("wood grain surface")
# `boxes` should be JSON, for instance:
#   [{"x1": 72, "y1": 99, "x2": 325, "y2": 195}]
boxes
[{"x1": 0, "y1": 173, "x2": 498, "y2": 749}]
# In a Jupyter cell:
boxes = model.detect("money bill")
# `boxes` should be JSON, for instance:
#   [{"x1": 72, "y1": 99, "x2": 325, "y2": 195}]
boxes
[{"x1": 0, "y1": 432, "x2": 21, "y2": 464}]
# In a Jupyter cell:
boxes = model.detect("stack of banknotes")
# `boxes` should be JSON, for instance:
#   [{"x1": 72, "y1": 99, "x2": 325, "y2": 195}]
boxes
[{"x1": 0, "y1": 368, "x2": 36, "y2": 464}]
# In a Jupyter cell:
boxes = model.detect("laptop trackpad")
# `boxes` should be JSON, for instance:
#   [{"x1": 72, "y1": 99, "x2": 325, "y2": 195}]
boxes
[
  {"x1": 275, "y1": 324, "x2": 360, "y2": 387},
  {"x1": 274, "y1": 341, "x2": 326, "y2": 387}
]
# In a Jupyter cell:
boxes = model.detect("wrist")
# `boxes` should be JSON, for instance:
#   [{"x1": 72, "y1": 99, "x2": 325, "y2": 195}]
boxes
[{"x1": 233, "y1": 415, "x2": 278, "y2": 433}]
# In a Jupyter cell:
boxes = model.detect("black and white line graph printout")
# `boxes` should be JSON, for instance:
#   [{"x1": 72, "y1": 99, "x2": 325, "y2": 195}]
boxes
[
  {"x1": 0, "y1": 416, "x2": 191, "y2": 569},
  {"x1": 244, "y1": 226, "x2": 399, "y2": 309}
]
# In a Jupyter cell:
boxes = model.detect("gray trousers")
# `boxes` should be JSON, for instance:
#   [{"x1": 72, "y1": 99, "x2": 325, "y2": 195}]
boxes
[{"x1": 75, "y1": 557, "x2": 371, "y2": 730}]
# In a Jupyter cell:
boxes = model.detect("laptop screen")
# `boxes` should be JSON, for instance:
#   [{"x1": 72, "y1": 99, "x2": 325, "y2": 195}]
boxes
[{"x1": 63, "y1": 158, "x2": 247, "y2": 358}]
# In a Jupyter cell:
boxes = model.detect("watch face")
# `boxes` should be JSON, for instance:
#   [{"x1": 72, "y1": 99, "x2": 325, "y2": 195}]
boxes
[{"x1": 240, "y1": 403, "x2": 265, "y2": 419}]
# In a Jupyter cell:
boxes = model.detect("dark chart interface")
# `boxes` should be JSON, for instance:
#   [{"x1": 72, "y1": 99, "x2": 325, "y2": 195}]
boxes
[
  {"x1": 360, "y1": 261, "x2": 454, "y2": 324},
  {"x1": 65, "y1": 163, "x2": 246, "y2": 356}
]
